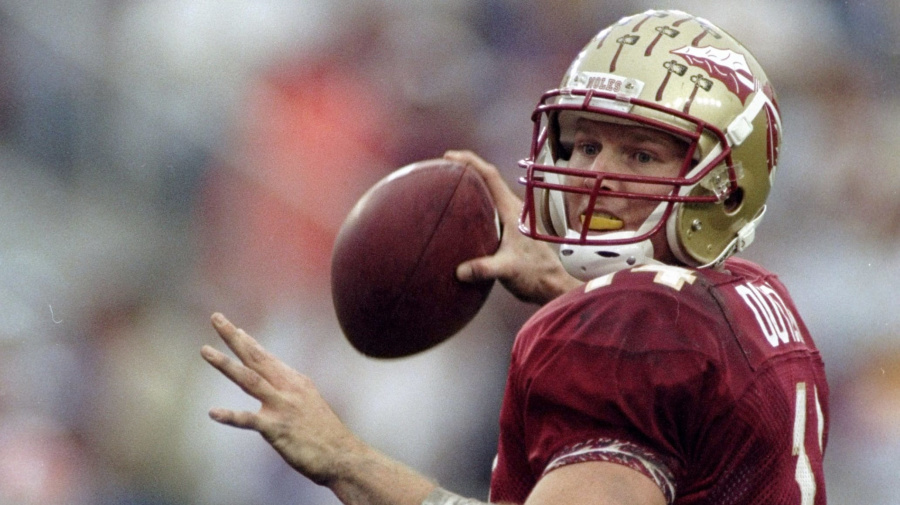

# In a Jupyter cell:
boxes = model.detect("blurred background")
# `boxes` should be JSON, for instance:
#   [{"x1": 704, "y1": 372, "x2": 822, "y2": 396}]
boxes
[{"x1": 0, "y1": 0, "x2": 897, "y2": 503}]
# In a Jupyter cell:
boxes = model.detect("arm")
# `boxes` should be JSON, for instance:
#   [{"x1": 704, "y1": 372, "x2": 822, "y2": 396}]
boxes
[
  {"x1": 443, "y1": 150, "x2": 582, "y2": 305},
  {"x1": 525, "y1": 462, "x2": 666, "y2": 505}
]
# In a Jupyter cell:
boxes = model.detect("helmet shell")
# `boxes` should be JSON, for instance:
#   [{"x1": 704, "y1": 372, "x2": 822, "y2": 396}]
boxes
[{"x1": 520, "y1": 9, "x2": 782, "y2": 272}]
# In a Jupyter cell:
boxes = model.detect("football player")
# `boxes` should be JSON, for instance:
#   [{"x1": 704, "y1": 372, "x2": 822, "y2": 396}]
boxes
[{"x1": 202, "y1": 9, "x2": 828, "y2": 505}]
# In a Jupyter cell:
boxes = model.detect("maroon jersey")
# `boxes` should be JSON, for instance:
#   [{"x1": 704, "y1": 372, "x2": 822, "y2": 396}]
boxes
[{"x1": 490, "y1": 258, "x2": 828, "y2": 505}]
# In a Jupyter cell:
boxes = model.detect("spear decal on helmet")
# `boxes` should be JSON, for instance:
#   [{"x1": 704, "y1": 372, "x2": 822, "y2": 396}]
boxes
[
  {"x1": 683, "y1": 74, "x2": 713, "y2": 113},
  {"x1": 672, "y1": 16, "x2": 722, "y2": 46},
  {"x1": 597, "y1": 14, "x2": 642, "y2": 49},
  {"x1": 610, "y1": 35, "x2": 640, "y2": 72},
  {"x1": 656, "y1": 60, "x2": 688, "y2": 101},
  {"x1": 672, "y1": 14, "x2": 695, "y2": 27},
  {"x1": 632, "y1": 10, "x2": 669, "y2": 31},
  {"x1": 646, "y1": 26, "x2": 680, "y2": 56},
  {"x1": 690, "y1": 22, "x2": 722, "y2": 46},
  {"x1": 595, "y1": 27, "x2": 612, "y2": 49},
  {"x1": 672, "y1": 45, "x2": 757, "y2": 104}
]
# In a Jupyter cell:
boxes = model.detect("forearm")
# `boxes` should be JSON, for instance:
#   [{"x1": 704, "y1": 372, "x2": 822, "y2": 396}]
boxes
[
  {"x1": 327, "y1": 447, "x2": 511, "y2": 505},
  {"x1": 327, "y1": 444, "x2": 437, "y2": 505}
]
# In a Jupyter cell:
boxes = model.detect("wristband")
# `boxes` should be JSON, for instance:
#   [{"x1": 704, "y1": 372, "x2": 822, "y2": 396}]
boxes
[{"x1": 421, "y1": 487, "x2": 488, "y2": 505}]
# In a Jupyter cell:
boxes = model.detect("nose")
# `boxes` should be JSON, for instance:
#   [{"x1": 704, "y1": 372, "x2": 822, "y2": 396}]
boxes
[{"x1": 583, "y1": 152, "x2": 619, "y2": 191}]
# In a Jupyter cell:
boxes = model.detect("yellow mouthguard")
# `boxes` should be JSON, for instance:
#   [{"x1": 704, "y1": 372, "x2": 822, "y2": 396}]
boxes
[{"x1": 581, "y1": 214, "x2": 624, "y2": 231}]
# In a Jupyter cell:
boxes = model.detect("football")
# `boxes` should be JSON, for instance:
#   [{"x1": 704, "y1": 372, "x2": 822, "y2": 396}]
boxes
[{"x1": 331, "y1": 159, "x2": 500, "y2": 358}]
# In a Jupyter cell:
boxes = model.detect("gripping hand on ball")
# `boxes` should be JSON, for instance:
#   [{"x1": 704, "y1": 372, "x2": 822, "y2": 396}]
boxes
[{"x1": 444, "y1": 150, "x2": 582, "y2": 305}]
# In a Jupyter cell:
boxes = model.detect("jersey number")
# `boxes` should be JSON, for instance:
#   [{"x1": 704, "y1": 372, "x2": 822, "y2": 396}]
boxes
[{"x1": 792, "y1": 382, "x2": 824, "y2": 505}]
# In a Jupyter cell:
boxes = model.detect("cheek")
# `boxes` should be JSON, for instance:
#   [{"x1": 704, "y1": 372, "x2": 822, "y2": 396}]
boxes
[
  {"x1": 629, "y1": 200, "x2": 660, "y2": 222},
  {"x1": 625, "y1": 179, "x2": 676, "y2": 197},
  {"x1": 562, "y1": 172, "x2": 588, "y2": 188},
  {"x1": 563, "y1": 194, "x2": 581, "y2": 222},
  {"x1": 561, "y1": 193, "x2": 598, "y2": 231},
  {"x1": 620, "y1": 191, "x2": 665, "y2": 229}
]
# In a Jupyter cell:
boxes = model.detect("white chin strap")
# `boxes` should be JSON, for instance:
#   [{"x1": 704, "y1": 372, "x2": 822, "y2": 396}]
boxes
[{"x1": 558, "y1": 202, "x2": 667, "y2": 281}]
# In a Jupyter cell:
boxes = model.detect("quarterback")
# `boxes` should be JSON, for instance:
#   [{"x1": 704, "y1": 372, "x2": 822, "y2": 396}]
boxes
[{"x1": 202, "y1": 9, "x2": 828, "y2": 505}]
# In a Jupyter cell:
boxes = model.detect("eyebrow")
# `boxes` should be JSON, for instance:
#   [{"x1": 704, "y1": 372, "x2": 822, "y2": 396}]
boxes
[{"x1": 574, "y1": 118, "x2": 688, "y2": 154}]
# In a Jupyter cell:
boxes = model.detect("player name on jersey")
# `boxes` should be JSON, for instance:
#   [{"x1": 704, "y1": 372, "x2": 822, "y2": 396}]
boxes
[{"x1": 735, "y1": 280, "x2": 804, "y2": 347}]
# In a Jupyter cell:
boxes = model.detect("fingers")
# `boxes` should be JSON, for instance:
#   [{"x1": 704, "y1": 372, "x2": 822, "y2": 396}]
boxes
[
  {"x1": 456, "y1": 258, "x2": 496, "y2": 284},
  {"x1": 443, "y1": 150, "x2": 523, "y2": 218},
  {"x1": 208, "y1": 407, "x2": 261, "y2": 431},
  {"x1": 201, "y1": 344, "x2": 269, "y2": 432},
  {"x1": 201, "y1": 343, "x2": 277, "y2": 402},
  {"x1": 211, "y1": 312, "x2": 259, "y2": 359},
  {"x1": 444, "y1": 151, "x2": 520, "y2": 286},
  {"x1": 210, "y1": 313, "x2": 292, "y2": 380},
  {"x1": 202, "y1": 316, "x2": 282, "y2": 432}
]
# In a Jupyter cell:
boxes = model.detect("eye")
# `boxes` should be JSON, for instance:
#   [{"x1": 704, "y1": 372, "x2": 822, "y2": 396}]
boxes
[
  {"x1": 634, "y1": 151, "x2": 655, "y2": 163},
  {"x1": 579, "y1": 142, "x2": 600, "y2": 157}
]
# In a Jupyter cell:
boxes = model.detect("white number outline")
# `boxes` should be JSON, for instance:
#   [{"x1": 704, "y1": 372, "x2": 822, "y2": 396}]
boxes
[{"x1": 792, "y1": 382, "x2": 824, "y2": 505}]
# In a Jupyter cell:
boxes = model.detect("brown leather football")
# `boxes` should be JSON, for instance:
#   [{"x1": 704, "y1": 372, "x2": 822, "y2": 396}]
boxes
[{"x1": 331, "y1": 159, "x2": 500, "y2": 358}]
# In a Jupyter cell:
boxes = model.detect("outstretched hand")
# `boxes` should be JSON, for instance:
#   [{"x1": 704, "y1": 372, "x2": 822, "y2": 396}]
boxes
[
  {"x1": 201, "y1": 313, "x2": 360, "y2": 485},
  {"x1": 443, "y1": 150, "x2": 582, "y2": 305},
  {"x1": 201, "y1": 313, "x2": 435, "y2": 505}
]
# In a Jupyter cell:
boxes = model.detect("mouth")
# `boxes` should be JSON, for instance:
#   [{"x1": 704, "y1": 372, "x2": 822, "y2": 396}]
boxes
[{"x1": 580, "y1": 211, "x2": 624, "y2": 231}]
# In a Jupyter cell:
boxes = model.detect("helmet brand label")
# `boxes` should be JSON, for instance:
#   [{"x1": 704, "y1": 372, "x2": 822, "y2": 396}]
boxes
[
  {"x1": 567, "y1": 72, "x2": 643, "y2": 97},
  {"x1": 587, "y1": 75, "x2": 623, "y2": 93},
  {"x1": 562, "y1": 72, "x2": 644, "y2": 113}
]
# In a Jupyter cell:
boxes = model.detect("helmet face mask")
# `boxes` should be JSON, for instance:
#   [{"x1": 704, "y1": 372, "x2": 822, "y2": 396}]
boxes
[{"x1": 517, "y1": 9, "x2": 781, "y2": 280}]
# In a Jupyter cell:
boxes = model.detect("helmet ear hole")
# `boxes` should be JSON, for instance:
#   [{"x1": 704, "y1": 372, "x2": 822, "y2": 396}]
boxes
[{"x1": 724, "y1": 186, "x2": 744, "y2": 215}]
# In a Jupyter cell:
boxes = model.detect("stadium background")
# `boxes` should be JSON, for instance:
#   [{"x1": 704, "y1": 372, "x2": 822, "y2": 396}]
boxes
[{"x1": 0, "y1": 1, "x2": 897, "y2": 503}]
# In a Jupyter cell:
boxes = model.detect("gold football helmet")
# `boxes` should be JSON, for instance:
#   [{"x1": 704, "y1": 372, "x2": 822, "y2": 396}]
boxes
[{"x1": 518, "y1": 9, "x2": 781, "y2": 280}]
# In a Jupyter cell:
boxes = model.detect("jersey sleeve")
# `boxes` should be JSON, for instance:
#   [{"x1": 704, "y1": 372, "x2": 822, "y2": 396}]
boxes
[{"x1": 509, "y1": 267, "x2": 739, "y2": 500}]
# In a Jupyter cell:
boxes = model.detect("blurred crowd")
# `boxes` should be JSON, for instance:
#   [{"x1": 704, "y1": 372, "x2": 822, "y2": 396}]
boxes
[{"x1": 0, "y1": 0, "x2": 898, "y2": 504}]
